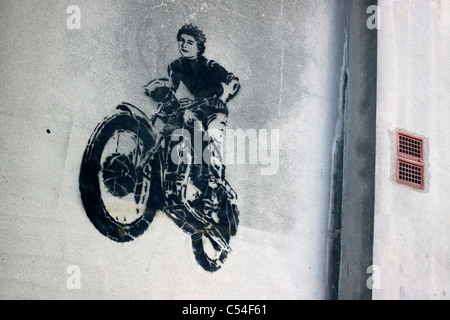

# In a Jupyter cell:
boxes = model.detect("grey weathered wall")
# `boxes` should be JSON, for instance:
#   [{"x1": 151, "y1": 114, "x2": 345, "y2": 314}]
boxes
[
  {"x1": 0, "y1": 0, "x2": 347, "y2": 299},
  {"x1": 338, "y1": 0, "x2": 377, "y2": 300},
  {"x1": 324, "y1": 0, "x2": 378, "y2": 300}
]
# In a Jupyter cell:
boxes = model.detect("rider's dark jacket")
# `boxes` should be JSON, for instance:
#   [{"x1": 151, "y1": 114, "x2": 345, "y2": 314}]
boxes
[{"x1": 167, "y1": 56, "x2": 239, "y2": 117}]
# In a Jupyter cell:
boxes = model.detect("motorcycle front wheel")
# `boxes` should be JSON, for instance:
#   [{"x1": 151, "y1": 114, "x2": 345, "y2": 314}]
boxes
[{"x1": 79, "y1": 108, "x2": 161, "y2": 242}]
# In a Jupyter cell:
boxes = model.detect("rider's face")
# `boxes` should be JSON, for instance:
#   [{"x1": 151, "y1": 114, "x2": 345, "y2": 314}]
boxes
[{"x1": 178, "y1": 34, "x2": 199, "y2": 59}]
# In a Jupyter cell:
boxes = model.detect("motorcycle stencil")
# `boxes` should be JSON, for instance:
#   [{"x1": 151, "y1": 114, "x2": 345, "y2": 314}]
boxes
[{"x1": 79, "y1": 24, "x2": 241, "y2": 272}]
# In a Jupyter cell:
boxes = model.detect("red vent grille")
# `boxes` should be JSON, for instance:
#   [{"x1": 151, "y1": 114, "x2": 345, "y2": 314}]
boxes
[
  {"x1": 396, "y1": 131, "x2": 425, "y2": 190},
  {"x1": 397, "y1": 132, "x2": 424, "y2": 162},
  {"x1": 397, "y1": 158, "x2": 424, "y2": 190}
]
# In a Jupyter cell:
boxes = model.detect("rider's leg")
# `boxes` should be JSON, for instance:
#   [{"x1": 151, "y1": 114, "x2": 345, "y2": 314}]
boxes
[
  {"x1": 204, "y1": 112, "x2": 228, "y2": 181},
  {"x1": 200, "y1": 112, "x2": 228, "y2": 222}
]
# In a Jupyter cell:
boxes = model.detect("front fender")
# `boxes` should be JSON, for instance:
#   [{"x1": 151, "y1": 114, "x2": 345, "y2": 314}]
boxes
[{"x1": 114, "y1": 102, "x2": 152, "y2": 122}]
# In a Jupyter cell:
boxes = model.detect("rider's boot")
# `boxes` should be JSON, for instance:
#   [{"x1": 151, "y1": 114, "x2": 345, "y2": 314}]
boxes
[{"x1": 203, "y1": 175, "x2": 220, "y2": 223}]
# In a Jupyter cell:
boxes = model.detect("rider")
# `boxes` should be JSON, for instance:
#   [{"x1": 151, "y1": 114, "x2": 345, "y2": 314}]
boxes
[
  {"x1": 144, "y1": 25, "x2": 240, "y2": 265},
  {"x1": 145, "y1": 24, "x2": 240, "y2": 218}
]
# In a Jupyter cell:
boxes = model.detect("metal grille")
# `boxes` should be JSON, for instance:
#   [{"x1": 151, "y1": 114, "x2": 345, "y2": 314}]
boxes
[
  {"x1": 397, "y1": 158, "x2": 424, "y2": 190},
  {"x1": 397, "y1": 132, "x2": 423, "y2": 161}
]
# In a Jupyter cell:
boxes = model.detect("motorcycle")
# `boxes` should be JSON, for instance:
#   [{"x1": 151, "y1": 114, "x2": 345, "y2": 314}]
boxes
[{"x1": 79, "y1": 81, "x2": 240, "y2": 272}]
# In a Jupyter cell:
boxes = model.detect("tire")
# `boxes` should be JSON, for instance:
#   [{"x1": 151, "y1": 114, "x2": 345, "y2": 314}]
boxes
[
  {"x1": 191, "y1": 232, "x2": 229, "y2": 272},
  {"x1": 190, "y1": 189, "x2": 240, "y2": 272},
  {"x1": 79, "y1": 112, "x2": 160, "y2": 242}
]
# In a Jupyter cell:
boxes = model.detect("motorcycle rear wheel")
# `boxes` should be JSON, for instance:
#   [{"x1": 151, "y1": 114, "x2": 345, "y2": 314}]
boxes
[{"x1": 187, "y1": 181, "x2": 240, "y2": 272}]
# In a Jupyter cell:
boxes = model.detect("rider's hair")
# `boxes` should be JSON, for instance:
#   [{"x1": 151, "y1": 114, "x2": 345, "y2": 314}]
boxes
[{"x1": 177, "y1": 24, "x2": 206, "y2": 56}]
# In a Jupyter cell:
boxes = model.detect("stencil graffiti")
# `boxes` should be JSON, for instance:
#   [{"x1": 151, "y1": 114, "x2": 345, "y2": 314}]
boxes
[{"x1": 79, "y1": 24, "x2": 241, "y2": 272}]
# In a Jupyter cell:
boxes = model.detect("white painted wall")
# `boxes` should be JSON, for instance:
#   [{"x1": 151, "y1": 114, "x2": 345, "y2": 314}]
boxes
[{"x1": 373, "y1": 0, "x2": 450, "y2": 300}]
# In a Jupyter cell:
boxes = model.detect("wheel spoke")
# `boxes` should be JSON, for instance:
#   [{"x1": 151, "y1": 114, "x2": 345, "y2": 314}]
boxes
[
  {"x1": 98, "y1": 129, "x2": 149, "y2": 225},
  {"x1": 80, "y1": 111, "x2": 157, "y2": 242}
]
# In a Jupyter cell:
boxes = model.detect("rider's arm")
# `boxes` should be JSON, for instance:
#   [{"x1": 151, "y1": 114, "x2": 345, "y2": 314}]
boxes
[
  {"x1": 220, "y1": 76, "x2": 240, "y2": 103},
  {"x1": 208, "y1": 60, "x2": 240, "y2": 103}
]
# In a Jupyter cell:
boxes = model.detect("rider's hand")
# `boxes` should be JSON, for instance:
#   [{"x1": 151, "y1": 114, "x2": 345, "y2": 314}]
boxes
[
  {"x1": 144, "y1": 78, "x2": 170, "y2": 90},
  {"x1": 150, "y1": 114, "x2": 159, "y2": 123},
  {"x1": 183, "y1": 109, "x2": 197, "y2": 123}
]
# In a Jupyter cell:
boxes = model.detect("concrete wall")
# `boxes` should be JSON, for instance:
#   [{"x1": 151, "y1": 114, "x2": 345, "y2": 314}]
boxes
[
  {"x1": 336, "y1": 0, "x2": 377, "y2": 300},
  {"x1": 0, "y1": 1, "x2": 347, "y2": 299},
  {"x1": 373, "y1": 0, "x2": 450, "y2": 299}
]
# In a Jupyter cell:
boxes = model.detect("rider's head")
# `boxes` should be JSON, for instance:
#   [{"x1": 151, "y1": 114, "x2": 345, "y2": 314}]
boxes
[{"x1": 177, "y1": 24, "x2": 206, "y2": 59}]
